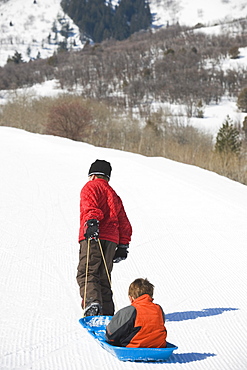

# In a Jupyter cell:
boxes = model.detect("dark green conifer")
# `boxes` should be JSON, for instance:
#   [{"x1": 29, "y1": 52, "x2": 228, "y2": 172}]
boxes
[
  {"x1": 61, "y1": 0, "x2": 152, "y2": 42},
  {"x1": 215, "y1": 116, "x2": 241, "y2": 155}
]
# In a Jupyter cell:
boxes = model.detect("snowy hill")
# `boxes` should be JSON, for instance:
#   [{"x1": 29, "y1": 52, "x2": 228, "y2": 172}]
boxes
[
  {"x1": 0, "y1": 126, "x2": 247, "y2": 369},
  {"x1": 0, "y1": 0, "x2": 83, "y2": 67},
  {"x1": 0, "y1": 0, "x2": 247, "y2": 67},
  {"x1": 151, "y1": 0, "x2": 247, "y2": 28}
]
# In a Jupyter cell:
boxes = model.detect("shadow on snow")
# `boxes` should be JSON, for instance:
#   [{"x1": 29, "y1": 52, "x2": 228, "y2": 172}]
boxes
[
  {"x1": 134, "y1": 352, "x2": 215, "y2": 364},
  {"x1": 166, "y1": 307, "x2": 239, "y2": 322},
  {"x1": 160, "y1": 308, "x2": 239, "y2": 364},
  {"x1": 164, "y1": 352, "x2": 216, "y2": 364}
]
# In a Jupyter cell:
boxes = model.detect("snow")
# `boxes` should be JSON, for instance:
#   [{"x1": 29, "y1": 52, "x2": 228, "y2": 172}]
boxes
[
  {"x1": 0, "y1": 6, "x2": 247, "y2": 368},
  {"x1": 0, "y1": 0, "x2": 83, "y2": 66},
  {"x1": 151, "y1": 0, "x2": 247, "y2": 28},
  {"x1": 150, "y1": 96, "x2": 245, "y2": 138},
  {"x1": 188, "y1": 98, "x2": 245, "y2": 138},
  {"x1": 0, "y1": 126, "x2": 247, "y2": 369}
]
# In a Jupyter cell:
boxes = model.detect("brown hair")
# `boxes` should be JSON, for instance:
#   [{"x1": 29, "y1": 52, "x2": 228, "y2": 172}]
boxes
[{"x1": 128, "y1": 278, "x2": 154, "y2": 299}]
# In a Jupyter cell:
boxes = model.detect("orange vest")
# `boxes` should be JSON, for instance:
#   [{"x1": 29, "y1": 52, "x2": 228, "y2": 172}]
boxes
[{"x1": 127, "y1": 294, "x2": 167, "y2": 348}]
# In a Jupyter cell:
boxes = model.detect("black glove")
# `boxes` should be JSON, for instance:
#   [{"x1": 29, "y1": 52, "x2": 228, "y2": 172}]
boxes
[
  {"x1": 84, "y1": 219, "x2": 99, "y2": 241},
  {"x1": 113, "y1": 244, "x2": 129, "y2": 263}
]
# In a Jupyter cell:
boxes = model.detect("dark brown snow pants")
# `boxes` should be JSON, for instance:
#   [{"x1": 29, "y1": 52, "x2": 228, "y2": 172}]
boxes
[{"x1": 76, "y1": 239, "x2": 117, "y2": 315}]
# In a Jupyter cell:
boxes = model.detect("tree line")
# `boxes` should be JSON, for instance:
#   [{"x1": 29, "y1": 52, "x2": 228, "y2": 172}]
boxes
[
  {"x1": 1, "y1": 21, "x2": 247, "y2": 184},
  {"x1": 2, "y1": 23, "x2": 247, "y2": 115},
  {"x1": 1, "y1": 94, "x2": 246, "y2": 184}
]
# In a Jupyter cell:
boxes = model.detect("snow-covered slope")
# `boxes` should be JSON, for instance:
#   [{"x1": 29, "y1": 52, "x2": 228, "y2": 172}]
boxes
[
  {"x1": 0, "y1": 126, "x2": 247, "y2": 369},
  {"x1": 151, "y1": 0, "x2": 247, "y2": 27}
]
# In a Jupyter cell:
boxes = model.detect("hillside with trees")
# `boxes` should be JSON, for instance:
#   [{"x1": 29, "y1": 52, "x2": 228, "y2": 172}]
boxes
[
  {"x1": 61, "y1": 0, "x2": 152, "y2": 42},
  {"x1": 1, "y1": 21, "x2": 247, "y2": 184}
]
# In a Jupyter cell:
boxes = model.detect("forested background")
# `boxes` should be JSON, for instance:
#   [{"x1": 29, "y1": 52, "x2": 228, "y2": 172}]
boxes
[
  {"x1": 61, "y1": 0, "x2": 152, "y2": 42},
  {"x1": 1, "y1": 10, "x2": 247, "y2": 184},
  {"x1": 2, "y1": 24, "x2": 247, "y2": 109}
]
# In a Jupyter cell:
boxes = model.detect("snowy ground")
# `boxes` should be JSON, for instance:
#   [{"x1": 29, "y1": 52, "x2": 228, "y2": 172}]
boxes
[
  {"x1": 151, "y1": 0, "x2": 247, "y2": 28},
  {"x1": 0, "y1": 0, "x2": 83, "y2": 66},
  {"x1": 0, "y1": 126, "x2": 247, "y2": 369}
]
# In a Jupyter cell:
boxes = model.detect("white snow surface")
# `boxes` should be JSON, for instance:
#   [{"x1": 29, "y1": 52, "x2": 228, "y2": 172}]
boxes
[
  {"x1": 0, "y1": 0, "x2": 83, "y2": 66},
  {"x1": 0, "y1": 126, "x2": 247, "y2": 369},
  {"x1": 151, "y1": 0, "x2": 247, "y2": 27}
]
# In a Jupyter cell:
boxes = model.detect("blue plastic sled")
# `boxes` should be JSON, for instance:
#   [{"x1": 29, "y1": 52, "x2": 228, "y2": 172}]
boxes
[{"x1": 79, "y1": 315, "x2": 178, "y2": 362}]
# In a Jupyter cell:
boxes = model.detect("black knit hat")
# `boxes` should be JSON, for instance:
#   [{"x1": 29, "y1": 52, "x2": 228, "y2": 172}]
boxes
[{"x1": 88, "y1": 160, "x2": 112, "y2": 179}]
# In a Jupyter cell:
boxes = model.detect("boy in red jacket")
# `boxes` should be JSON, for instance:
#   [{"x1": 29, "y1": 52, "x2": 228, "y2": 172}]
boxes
[
  {"x1": 77, "y1": 159, "x2": 132, "y2": 317},
  {"x1": 106, "y1": 278, "x2": 167, "y2": 348}
]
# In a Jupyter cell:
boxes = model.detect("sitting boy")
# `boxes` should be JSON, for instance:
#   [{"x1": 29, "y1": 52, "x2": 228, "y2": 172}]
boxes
[{"x1": 105, "y1": 278, "x2": 167, "y2": 348}]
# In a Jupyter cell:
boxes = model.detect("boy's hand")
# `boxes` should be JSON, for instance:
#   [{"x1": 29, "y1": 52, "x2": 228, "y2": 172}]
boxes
[
  {"x1": 84, "y1": 219, "x2": 99, "y2": 241},
  {"x1": 113, "y1": 244, "x2": 129, "y2": 263}
]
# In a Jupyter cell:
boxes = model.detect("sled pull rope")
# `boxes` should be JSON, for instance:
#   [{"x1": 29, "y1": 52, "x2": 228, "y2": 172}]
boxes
[
  {"x1": 83, "y1": 238, "x2": 91, "y2": 315},
  {"x1": 98, "y1": 239, "x2": 111, "y2": 286},
  {"x1": 83, "y1": 239, "x2": 117, "y2": 317},
  {"x1": 98, "y1": 239, "x2": 118, "y2": 312},
  {"x1": 83, "y1": 238, "x2": 118, "y2": 315}
]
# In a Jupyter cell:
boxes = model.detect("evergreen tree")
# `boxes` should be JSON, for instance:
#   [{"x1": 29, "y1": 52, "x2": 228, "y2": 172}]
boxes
[
  {"x1": 61, "y1": 0, "x2": 152, "y2": 43},
  {"x1": 58, "y1": 40, "x2": 68, "y2": 52},
  {"x1": 52, "y1": 21, "x2": 58, "y2": 42},
  {"x1": 7, "y1": 51, "x2": 23, "y2": 64},
  {"x1": 113, "y1": 5, "x2": 130, "y2": 40},
  {"x1": 27, "y1": 46, "x2": 31, "y2": 58},
  {"x1": 61, "y1": 22, "x2": 71, "y2": 39},
  {"x1": 215, "y1": 116, "x2": 241, "y2": 155},
  {"x1": 114, "y1": 0, "x2": 151, "y2": 40},
  {"x1": 194, "y1": 99, "x2": 204, "y2": 118}
]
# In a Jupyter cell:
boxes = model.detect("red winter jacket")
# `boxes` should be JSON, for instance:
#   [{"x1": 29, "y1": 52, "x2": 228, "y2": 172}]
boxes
[{"x1": 79, "y1": 178, "x2": 132, "y2": 244}]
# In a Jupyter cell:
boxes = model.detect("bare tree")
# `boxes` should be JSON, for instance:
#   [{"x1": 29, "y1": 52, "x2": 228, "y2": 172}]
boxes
[{"x1": 45, "y1": 99, "x2": 92, "y2": 141}]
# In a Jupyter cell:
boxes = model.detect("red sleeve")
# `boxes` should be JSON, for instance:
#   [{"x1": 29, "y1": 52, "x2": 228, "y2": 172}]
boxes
[
  {"x1": 117, "y1": 199, "x2": 132, "y2": 245},
  {"x1": 80, "y1": 183, "x2": 104, "y2": 223}
]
